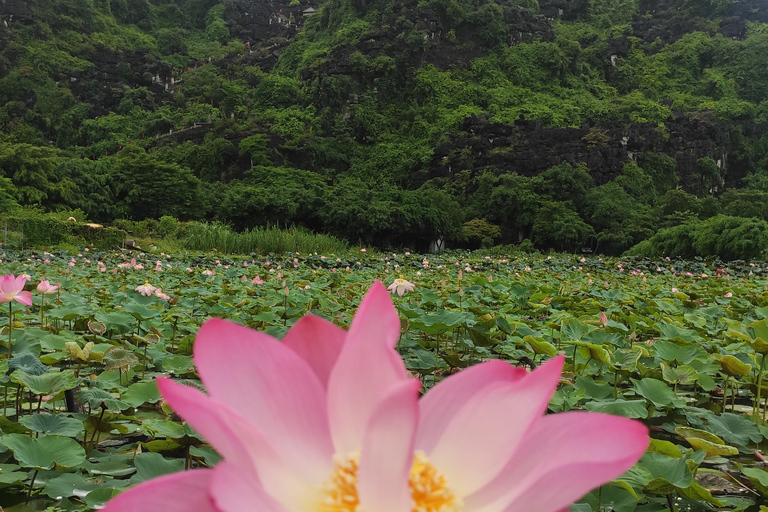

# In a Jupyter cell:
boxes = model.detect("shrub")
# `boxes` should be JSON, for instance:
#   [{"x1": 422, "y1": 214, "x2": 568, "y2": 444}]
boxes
[{"x1": 182, "y1": 222, "x2": 348, "y2": 254}]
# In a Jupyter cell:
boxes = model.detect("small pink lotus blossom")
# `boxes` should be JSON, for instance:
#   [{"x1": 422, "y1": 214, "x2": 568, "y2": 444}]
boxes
[
  {"x1": 387, "y1": 278, "x2": 415, "y2": 296},
  {"x1": 580, "y1": 258, "x2": 586, "y2": 263},
  {"x1": 671, "y1": 288, "x2": 679, "y2": 293},
  {"x1": 202, "y1": 270, "x2": 215, "y2": 276},
  {"x1": 599, "y1": 311, "x2": 608, "y2": 326},
  {"x1": 251, "y1": 276, "x2": 265, "y2": 285},
  {"x1": 154, "y1": 289, "x2": 170, "y2": 300},
  {"x1": 101, "y1": 283, "x2": 648, "y2": 512},
  {"x1": 36, "y1": 280, "x2": 58, "y2": 295},
  {"x1": 0, "y1": 274, "x2": 32, "y2": 306},
  {"x1": 724, "y1": 292, "x2": 733, "y2": 298},
  {"x1": 135, "y1": 283, "x2": 157, "y2": 296}
]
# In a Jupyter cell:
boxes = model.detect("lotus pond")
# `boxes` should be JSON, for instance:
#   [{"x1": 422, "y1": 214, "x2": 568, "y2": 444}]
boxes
[{"x1": 0, "y1": 248, "x2": 768, "y2": 511}]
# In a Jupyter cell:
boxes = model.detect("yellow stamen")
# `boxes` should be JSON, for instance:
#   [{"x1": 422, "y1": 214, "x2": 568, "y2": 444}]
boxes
[{"x1": 317, "y1": 451, "x2": 462, "y2": 512}]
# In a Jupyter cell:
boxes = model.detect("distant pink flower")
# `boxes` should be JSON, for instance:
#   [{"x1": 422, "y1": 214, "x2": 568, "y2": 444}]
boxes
[
  {"x1": 599, "y1": 311, "x2": 608, "y2": 326},
  {"x1": 360, "y1": 248, "x2": 366, "y2": 252},
  {"x1": 0, "y1": 274, "x2": 32, "y2": 306},
  {"x1": 580, "y1": 258, "x2": 586, "y2": 263},
  {"x1": 202, "y1": 270, "x2": 215, "y2": 276},
  {"x1": 154, "y1": 289, "x2": 170, "y2": 300},
  {"x1": 135, "y1": 283, "x2": 157, "y2": 297},
  {"x1": 36, "y1": 280, "x2": 58, "y2": 295},
  {"x1": 387, "y1": 278, "x2": 415, "y2": 296},
  {"x1": 671, "y1": 288, "x2": 679, "y2": 293},
  {"x1": 101, "y1": 283, "x2": 648, "y2": 512},
  {"x1": 724, "y1": 292, "x2": 733, "y2": 298},
  {"x1": 251, "y1": 276, "x2": 265, "y2": 285}
]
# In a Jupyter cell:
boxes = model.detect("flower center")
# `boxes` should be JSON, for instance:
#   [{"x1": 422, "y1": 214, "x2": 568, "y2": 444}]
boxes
[{"x1": 317, "y1": 451, "x2": 462, "y2": 512}]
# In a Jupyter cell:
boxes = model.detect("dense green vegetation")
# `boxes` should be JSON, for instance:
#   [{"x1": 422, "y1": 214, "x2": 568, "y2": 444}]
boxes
[{"x1": 1, "y1": 0, "x2": 768, "y2": 258}]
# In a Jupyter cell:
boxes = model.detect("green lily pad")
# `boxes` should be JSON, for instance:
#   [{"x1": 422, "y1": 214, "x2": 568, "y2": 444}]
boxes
[
  {"x1": 130, "y1": 452, "x2": 184, "y2": 484},
  {"x1": 8, "y1": 354, "x2": 46, "y2": 376},
  {"x1": 11, "y1": 369, "x2": 77, "y2": 395},
  {"x1": 584, "y1": 399, "x2": 648, "y2": 419},
  {"x1": 640, "y1": 452, "x2": 694, "y2": 494},
  {"x1": 121, "y1": 381, "x2": 161, "y2": 408},
  {"x1": 75, "y1": 388, "x2": 130, "y2": 412},
  {"x1": 43, "y1": 472, "x2": 128, "y2": 499},
  {"x1": 18, "y1": 414, "x2": 84, "y2": 437},
  {"x1": 2, "y1": 434, "x2": 86, "y2": 469},
  {"x1": 633, "y1": 378, "x2": 686, "y2": 408}
]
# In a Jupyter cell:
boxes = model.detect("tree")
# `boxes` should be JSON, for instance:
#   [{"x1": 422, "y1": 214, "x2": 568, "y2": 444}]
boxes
[
  {"x1": 487, "y1": 173, "x2": 541, "y2": 241},
  {"x1": 533, "y1": 162, "x2": 593, "y2": 214},
  {"x1": 0, "y1": 142, "x2": 60, "y2": 205},
  {"x1": 720, "y1": 189, "x2": 768, "y2": 221},
  {"x1": 239, "y1": 134, "x2": 272, "y2": 168},
  {"x1": 216, "y1": 167, "x2": 328, "y2": 231},
  {"x1": 533, "y1": 201, "x2": 594, "y2": 252},
  {"x1": 462, "y1": 218, "x2": 501, "y2": 248},
  {"x1": 109, "y1": 147, "x2": 202, "y2": 220},
  {"x1": 638, "y1": 153, "x2": 678, "y2": 195}
]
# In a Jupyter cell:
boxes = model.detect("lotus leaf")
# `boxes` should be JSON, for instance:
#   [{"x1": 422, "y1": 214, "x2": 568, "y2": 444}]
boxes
[{"x1": 2, "y1": 434, "x2": 85, "y2": 469}]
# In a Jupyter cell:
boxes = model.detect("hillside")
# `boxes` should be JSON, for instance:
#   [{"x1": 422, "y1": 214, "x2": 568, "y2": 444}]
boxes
[{"x1": 1, "y1": 0, "x2": 768, "y2": 256}]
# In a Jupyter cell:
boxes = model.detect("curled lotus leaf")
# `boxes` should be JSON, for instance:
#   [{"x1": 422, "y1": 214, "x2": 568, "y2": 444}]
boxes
[
  {"x1": 715, "y1": 354, "x2": 752, "y2": 376},
  {"x1": 524, "y1": 335, "x2": 558, "y2": 356},
  {"x1": 749, "y1": 320, "x2": 768, "y2": 354},
  {"x1": 88, "y1": 320, "x2": 106, "y2": 336},
  {"x1": 65, "y1": 341, "x2": 95, "y2": 361},
  {"x1": 661, "y1": 363, "x2": 698, "y2": 385},
  {"x1": 675, "y1": 427, "x2": 739, "y2": 457},
  {"x1": 102, "y1": 347, "x2": 139, "y2": 372}
]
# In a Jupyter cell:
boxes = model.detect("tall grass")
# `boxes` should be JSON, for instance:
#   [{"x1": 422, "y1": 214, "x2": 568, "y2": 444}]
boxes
[{"x1": 182, "y1": 222, "x2": 348, "y2": 254}]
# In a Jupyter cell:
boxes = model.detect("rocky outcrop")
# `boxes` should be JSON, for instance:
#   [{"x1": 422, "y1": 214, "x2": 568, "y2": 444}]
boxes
[
  {"x1": 419, "y1": 113, "x2": 752, "y2": 193},
  {"x1": 223, "y1": 0, "x2": 319, "y2": 43},
  {"x1": 66, "y1": 47, "x2": 175, "y2": 117},
  {"x1": 0, "y1": 0, "x2": 33, "y2": 22},
  {"x1": 719, "y1": 1, "x2": 768, "y2": 40}
]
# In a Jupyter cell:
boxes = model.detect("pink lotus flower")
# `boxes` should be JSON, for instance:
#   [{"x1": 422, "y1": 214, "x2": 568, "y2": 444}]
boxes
[
  {"x1": 36, "y1": 280, "x2": 59, "y2": 295},
  {"x1": 135, "y1": 283, "x2": 157, "y2": 297},
  {"x1": 0, "y1": 274, "x2": 32, "y2": 306},
  {"x1": 102, "y1": 283, "x2": 648, "y2": 512},
  {"x1": 724, "y1": 292, "x2": 733, "y2": 298},
  {"x1": 387, "y1": 278, "x2": 415, "y2": 296}
]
